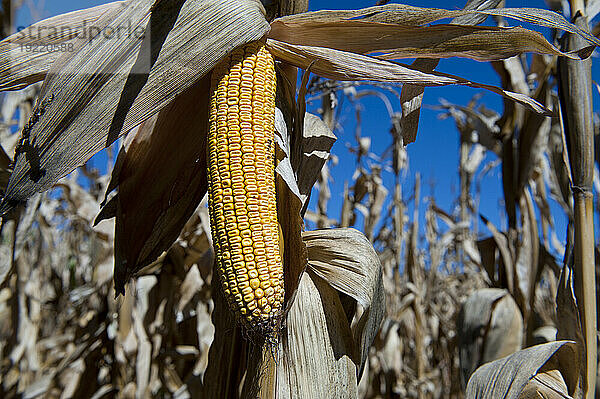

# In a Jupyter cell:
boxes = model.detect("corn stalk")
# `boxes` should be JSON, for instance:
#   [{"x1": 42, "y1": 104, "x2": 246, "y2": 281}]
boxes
[{"x1": 558, "y1": 0, "x2": 596, "y2": 397}]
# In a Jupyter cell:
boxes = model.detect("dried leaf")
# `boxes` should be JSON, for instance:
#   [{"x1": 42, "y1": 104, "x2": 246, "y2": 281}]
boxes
[
  {"x1": 466, "y1": 341, "x2": 579, "y2": 399},
  {"x1": 458, "y1": 288, "x2": 523, "y2": 387},
  {"x1": 270, "y1": 20, "x2": 578, "y2": 61},
  {"x1": 399, "y1": 59, "x2": 438, "y2": 144},
  {"x1": 519, "y1": 369, "x2": 570, "y2": 399},
  {"x1": 267, "y1": 39, "x2": 551, "y2": 116},
  {"x1": 275, "y1": 5, "x2": 600, "y2": 49},
  {"x1": 0, "y1": 1, "x2": 126, "y2": 90},
  {"x1": 296, "y1": 113, "x2": 336, "y2": 206},
  {"x1": 452, "y1": 0, "x2": 504, "y2": 25},
  {"x1": 0, "y1": 0, "x2": 269, "y2": 216},
  {"x1": 515, "y1": 190, "x2": 539, "y2": 317},
  {"x1": 278, "y1": 271, "x2": 358, "y2": 398},
  {"x1": 517, "y1": 82, "x2": 551, "y2": 193},
  {"x1": 303, "y1": 228, "x2": 385, "y2": 377},
  {"x1": 109, "y1": 76, "x2": 210, "y2": 294}
]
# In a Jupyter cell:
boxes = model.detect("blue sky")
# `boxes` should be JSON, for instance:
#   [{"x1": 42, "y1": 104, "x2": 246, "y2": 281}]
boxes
[{"x1": 13, "y1": 0, "x2": 599, "y2": 256}]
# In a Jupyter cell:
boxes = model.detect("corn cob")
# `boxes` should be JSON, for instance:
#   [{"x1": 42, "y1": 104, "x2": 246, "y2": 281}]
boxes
[{"x1": 207, "y1": 41, "x2": 284, "y2": 336}]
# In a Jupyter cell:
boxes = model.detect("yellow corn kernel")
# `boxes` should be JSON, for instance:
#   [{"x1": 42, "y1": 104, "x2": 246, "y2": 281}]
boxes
[{"x1": 207, "y1": 41, "x2": 283, "y2": 336}]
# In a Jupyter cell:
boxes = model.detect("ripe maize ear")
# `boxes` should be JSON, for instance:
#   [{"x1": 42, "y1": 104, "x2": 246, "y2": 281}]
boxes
[{"x1": 207, "y1": 41, "x2": 284, "y2": 335}]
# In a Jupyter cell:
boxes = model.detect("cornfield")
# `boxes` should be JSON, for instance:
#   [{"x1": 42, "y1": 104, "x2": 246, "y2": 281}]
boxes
[{"x1": 0, "y1": 0, "x2": 598, "y2": 398}]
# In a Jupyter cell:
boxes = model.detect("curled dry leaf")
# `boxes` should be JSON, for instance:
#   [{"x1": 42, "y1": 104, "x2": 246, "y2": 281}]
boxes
[
  {"x1": 296, "y1": 113, "x2": 337, "y2": 207},
  {"x1": 466, "y1": 341, "x2": 579, "y2": 399},
  {"x1": 399, "y1": 59, "x2": 438, "y2": 144},
  {"x1": 303, "y1": 227, "x2": 385, "y2": 378},
  {"x1": 457, "y1": 288, "x2": 523, "y2": 388},
  {"x1": 273, "y1": 3, "x2": 599, "y2": 45},
  {"x1": 278, "y1": 271, "x2": 358, "y2": 398},
  {"x1": 270, "y1": 20, "x2": 578, "y2": 62},
  {"x1": 267, "y1": 39, "x2": 552, "y2": 117},
  {"x1": 274, "y1": 110, "x2": 337, "y2": 209}
]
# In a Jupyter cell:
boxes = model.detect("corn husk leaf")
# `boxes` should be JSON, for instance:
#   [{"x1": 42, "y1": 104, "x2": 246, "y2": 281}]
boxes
[
  {"x1": 0, "y1": 0, "x2": 269, "y2": 216},
  {"x1": 277, "y1": 270, "x2": 358, "y2": 398},
  {"x1": 296, "y1": 113, "x2": 336, "y2": 207},
  {"x1": 399, "y1": 58, "x2": 438, "y2": 144},
  {"x1": 273, "y1": 109, "x2": 309, "y2": 306},
  {"x1": 279, "y1": 5, "x2": 599, "y2": 48},
  {"x1": 465, "y1": 341, "x2": 580, "y2": 399},
  {"x1": 266, "y1": 39, "x2": 551, "y2": 116},
  {"x1": 97, "y1": 77, "x2": 210, "y2": 295},
  {"x1": 269, "y1": 21, "x2": 580, "y2": 61},
  {"x1": 0, "y1": 1, "x2": 126, "y2": 91},
  {"x1": 457, "y1": 288, "x2": 523, "y2": 387},
  {"x1": 302, "y1": 227, "x2": 385, "y2": 378}
]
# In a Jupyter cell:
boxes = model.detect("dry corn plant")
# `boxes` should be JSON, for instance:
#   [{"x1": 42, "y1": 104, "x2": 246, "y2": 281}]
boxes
[{"x1": 0, "y1": 0, "x2": 599, "y2": 398}]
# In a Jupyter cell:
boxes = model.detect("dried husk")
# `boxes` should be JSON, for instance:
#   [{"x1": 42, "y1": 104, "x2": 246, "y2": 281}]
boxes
[
  {"x1": 269, "y1": 21, "x2": 578, "y2": 61},
  {"x1": 0, "y1": 1, "x2": 126, "y2": 90},
  {"x1": 98, "y1": 76, "x2": 211, "y2": 294},
  {"x1": 266, "y1": 39, "x2": 551, "y2": 116},
  {"x1": 465, "y1": 341, "x2": 579, "y2": 399},
  {"x1": 0, "y1": 0, "x2": 269, "y2": 215},
  {"x1": 457, "y1": 288, "x2": 523, "y2": 387}
]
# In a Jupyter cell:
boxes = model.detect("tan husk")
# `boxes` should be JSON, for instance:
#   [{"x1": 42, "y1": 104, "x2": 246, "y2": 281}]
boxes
[
  {"x1": 465, "y1": 341, "x2": 580, "y2": 399},
  {"x1": 0, "y1": 0, "x2": 269, "y2": 215}
]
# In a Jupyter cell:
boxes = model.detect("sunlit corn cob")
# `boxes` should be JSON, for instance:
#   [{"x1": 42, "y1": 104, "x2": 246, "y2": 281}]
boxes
[{"x1": 207, "y1": 41, "x2": 284, "y2": 335}]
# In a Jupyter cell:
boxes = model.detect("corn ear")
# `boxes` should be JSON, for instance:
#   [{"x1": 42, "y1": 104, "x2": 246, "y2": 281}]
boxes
[{"x1": 207, "y1": 41, "x2": 284, "y2": 337}]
